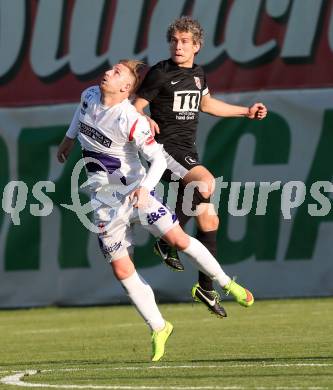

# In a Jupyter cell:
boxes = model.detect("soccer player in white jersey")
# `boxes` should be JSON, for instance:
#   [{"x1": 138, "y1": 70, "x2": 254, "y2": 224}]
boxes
[{"x1": 57, "y1": 59, "x2": 254, "y2": 362}]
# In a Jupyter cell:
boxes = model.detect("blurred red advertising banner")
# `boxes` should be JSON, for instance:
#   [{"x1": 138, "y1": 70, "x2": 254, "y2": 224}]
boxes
[{"x1": 1, "y1": 0, "x2": 333, "y2": 107}]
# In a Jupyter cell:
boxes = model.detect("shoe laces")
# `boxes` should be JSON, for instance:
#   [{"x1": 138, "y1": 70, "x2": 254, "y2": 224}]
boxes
[
  {"x1": 151, "y1": 329, "x2": 160, "y2": 340},
  {"x1": 210, "y1": 289, "x2": 222, "y2": 303},
  {"x1": 195, "y1": 283, "x2": 222, "y2": 301},
  {"x1": 224, "y1": 276, "x2": 237, "y2": 296},
  {"x1": 168, "y1": 246, "x2": 179, "y2": 259}
]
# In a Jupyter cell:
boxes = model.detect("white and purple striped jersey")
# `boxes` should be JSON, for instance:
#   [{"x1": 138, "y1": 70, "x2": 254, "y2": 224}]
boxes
[{"x1": 66, "y1": 86, "x2": 165, "y2": 191}]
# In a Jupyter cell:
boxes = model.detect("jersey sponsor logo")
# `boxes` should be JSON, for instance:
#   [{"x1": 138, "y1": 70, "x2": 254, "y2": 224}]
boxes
[
  {"x1": 2, "y1": 3, "x2": 331, "y2": 106},
  {"x1": 194, "y1": 77, "x2": 201, "y2": 89},
  {"x1": 173, "y1": 90, "x2": 200, "y2": 112},
  {"x1": 146, "y1": 207, "x2": 167, "y2": 225},
  {"x1": 79, "y1": 121, "x2": 112, "y2": 148},
  {"x1": 171, "y1": 80, "x2": 181, "y2": 85},
  {"x1": 185, "y1": 156, "x2": 197, "y2": 165}
]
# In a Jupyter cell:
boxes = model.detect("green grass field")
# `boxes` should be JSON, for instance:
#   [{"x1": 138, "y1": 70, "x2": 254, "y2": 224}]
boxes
[{"x1": 0, "y1": 298, "x2": 332, "y2": 389}]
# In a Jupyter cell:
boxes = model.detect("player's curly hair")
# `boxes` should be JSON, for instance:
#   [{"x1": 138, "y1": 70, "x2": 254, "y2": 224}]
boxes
[
  {"x1": 119, "y1": 59, "x2": 145, "y2": 94},
  {"x1": 166, "y1": 16, "x2": 204, "y2": 48}
]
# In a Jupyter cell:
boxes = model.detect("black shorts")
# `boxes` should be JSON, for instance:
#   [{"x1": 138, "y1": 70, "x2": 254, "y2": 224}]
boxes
[{"x1": 161, "y1": 149, "x2": 201, "y2": 183}]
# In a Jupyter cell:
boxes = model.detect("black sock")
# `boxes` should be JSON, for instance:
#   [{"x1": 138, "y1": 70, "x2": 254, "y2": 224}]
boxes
[
  {"x1": 160, "y1": 182, "x2": 190, "y2": 248},
  {"x1": 196, "y1": 230, "x2": 218, "y2": 291},
  {"x1": 175, "y1": 181, "x2": 191, "y2": 228}
]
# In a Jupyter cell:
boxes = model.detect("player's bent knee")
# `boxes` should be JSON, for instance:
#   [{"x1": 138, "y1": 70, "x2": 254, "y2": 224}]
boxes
[
  {"x1": 203, "y1": 177, "x2": 216, "y2": 198},
  {"x1": 173, "y1": 235, "x2": 190, "y2": 251},
  {"x1": 111, "y1": 257, "x2": 135, "y2": 280},
  {"x1": 192, "y1": 185, "x2": 214, "y2": 208},
  {"x1": 162, "y1": 226, "x2": 189, "y2": 251},
  {"x1": 200, "y1": 175, "x2": 216, "y2": 198},
  {"x1": 196, "y1": 214, "x2": 219, "y2": 232},
  {"x1": 184, "y1": 169, "x2": 216, "y2": 199}
]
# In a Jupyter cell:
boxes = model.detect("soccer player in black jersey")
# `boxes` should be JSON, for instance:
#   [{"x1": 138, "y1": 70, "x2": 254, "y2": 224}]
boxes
[{"x1": 134, "y1": 16, "x2": 267, "y2": 317}]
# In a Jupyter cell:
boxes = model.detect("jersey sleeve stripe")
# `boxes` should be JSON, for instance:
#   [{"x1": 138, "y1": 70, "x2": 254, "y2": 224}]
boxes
[
  {"x1": 202, "y1": 87, "x2": 209, "y2": 96},
  {"x1": 145, "y1": 137, "x2": 156, "y2": 145},
  {"x1": 128, "y1": 118, "x2": 139, "y2": 141}
]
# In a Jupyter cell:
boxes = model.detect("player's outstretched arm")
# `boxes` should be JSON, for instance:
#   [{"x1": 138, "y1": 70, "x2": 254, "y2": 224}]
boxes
[
  {"x1": 57, "y1": 136, "x2": 75, "y2": 163},
  {"x1": 200, "y1": 94, "x2": 267, "y2": 120},
  {"x1": 129, "y1": 147, "x2": 167, "y2": 209},
  {"x1": 133, "y1": 97, "x2": 160, "y2": 135}
]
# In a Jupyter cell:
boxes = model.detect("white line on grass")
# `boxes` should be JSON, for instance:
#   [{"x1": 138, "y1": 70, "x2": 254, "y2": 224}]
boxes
[
  {"x1": 15, "y1": 318, "x2": 223, "y2": 335},
  {"x1": 0, "y1": 370, "x2": 329, "y2": 390},
  {"x1": 14, "y1": 323, "x2": 146, "y2": 335},
  {"x1": 37, "y1": 363, "x2": 333, "y2": 372},
  {"x1": 0, "y1": 370, "x2": 243, "y2": 389},
  {"x1": 1, "y1": 364, "x2": 331, "y2": 389},
  {"x1": 17, "y1": 312, "x2": 315, "y2": 336}
]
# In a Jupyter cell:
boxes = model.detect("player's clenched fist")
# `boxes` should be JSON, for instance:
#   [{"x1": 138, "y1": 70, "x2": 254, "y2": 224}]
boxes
[
  {"x1": 57, "y1": 136, "x2": 75, "y2": 163},
  {"x1": 247, "y1": 103, "x2": 267, "y2": 120}
]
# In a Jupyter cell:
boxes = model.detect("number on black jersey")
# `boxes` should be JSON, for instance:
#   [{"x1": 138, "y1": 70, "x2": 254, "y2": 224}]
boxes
[{"x1": 172, "y1": 91, "x2": 200, "y2": 112}]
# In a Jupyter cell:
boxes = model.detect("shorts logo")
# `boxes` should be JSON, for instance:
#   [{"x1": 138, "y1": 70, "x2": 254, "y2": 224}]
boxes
[
  {"x1": 194, "y1": 76, "x2": 201, "y2": 89},
  {"x1": 101, "y1": 241, "x2": 122, "y2": 255},
  {"x1": 147, "y1": 207, "x2": 167, "y2": 225},
  {"x1": 185, "y1": 156, "x2": 197, "y2": 165}
]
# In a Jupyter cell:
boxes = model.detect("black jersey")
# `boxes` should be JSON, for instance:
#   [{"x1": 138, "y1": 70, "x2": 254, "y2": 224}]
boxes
[{"x1": 137, "y1": 59, "x2": 209, "y2": 153}]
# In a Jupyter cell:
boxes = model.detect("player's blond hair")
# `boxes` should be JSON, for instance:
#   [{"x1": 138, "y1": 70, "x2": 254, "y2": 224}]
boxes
[
  {"x1": 119, "y1": 59, "x2": 144, "y2": 94},
  {"x1": 166, "y1": 16, "x2": 204, "y2": 48}
]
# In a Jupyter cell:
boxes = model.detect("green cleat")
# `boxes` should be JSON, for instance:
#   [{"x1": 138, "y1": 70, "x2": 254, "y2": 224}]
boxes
[
  {"x1": 151, "y1": 321, "x2": 173, "y2": 362},
  {"x1": 223, "y1": 280, "x2": 254, "y2": 307}
]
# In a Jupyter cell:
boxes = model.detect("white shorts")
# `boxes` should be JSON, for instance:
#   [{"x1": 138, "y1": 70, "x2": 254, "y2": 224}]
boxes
[{"x1": 88, "y1": 172, "x2": 178, "y2": 262}]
